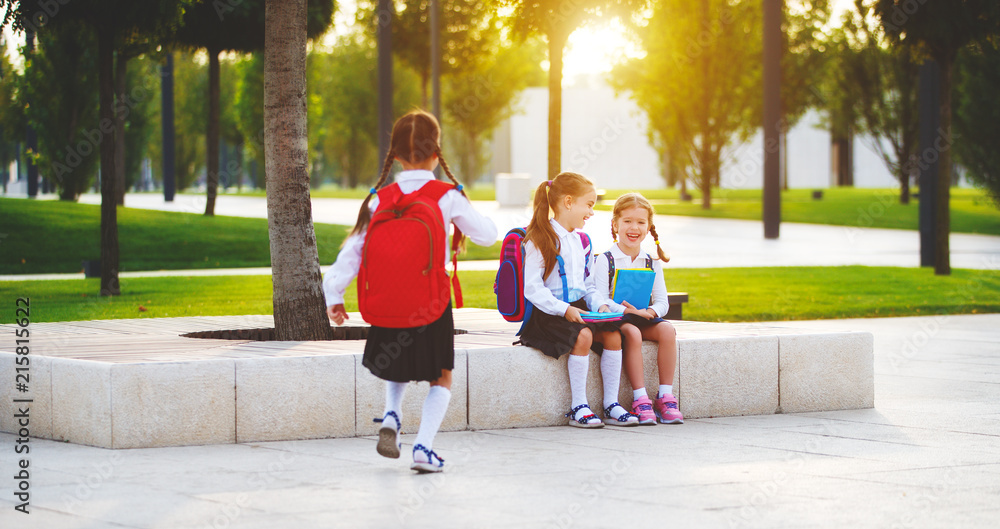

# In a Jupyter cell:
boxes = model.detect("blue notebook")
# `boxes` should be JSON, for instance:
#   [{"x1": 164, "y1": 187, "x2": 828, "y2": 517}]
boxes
[{"x1": 611, "y1": 268, "x2": 656, "y2": 309}]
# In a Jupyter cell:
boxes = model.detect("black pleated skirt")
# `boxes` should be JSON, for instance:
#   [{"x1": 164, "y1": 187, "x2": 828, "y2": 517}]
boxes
[
  {"x1": 619, "y1": 313, "x2": 666, "y2": 329},
  {"x1": 517, "y1": 299, "x2": 624, "y2": 359},
  {"x1": 362, "y1": 303, "x2": 454, "y2": 382}
]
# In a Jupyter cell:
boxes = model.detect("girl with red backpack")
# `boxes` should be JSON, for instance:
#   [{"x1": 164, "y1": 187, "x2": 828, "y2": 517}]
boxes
[
  {"x1": 323, "y1": 111, "x2": 497, "y2": 473},
  {"x1": 518, "y1": 172, "x2": 647, "y2": 428}
]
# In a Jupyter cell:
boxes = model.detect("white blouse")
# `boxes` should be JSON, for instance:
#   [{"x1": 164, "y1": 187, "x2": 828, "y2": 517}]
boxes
[
  {"x1": 322, "y1": 170, "x2": 498, "y2": 306},
  {"x1": 591, "y1": 242, "x2": 670, "y2": 318},
  {"x1": 523, "y1": 219, "x2": 612, "y2": 317}
]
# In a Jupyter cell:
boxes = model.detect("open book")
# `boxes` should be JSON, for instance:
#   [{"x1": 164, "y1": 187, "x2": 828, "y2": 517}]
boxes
[{"x1": 611, "y1": 268, "x2": 656, "y2": 309}]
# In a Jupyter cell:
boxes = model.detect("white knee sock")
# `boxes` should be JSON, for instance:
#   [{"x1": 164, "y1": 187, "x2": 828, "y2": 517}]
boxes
[
  {"x1": 413, "y1": 386, "x2": 451, "y2": 457},
  {"x1": 601, "y1": 349, "x2": 629, "y2": 419},
  {"x1": 568, "y1": 354, "x2": 590, "y2": 420},
  {"x1": 383, "y1": 381, "x2": 407, "y2": 431}
]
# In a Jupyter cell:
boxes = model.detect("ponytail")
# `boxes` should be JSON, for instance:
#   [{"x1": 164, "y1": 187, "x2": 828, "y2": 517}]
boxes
[{"x1": 526, "y1": 180, "x2": 559, "y2": 278}]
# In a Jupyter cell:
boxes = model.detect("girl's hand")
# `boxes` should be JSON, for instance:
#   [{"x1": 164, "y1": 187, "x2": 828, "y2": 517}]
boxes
[
  {"x1": 645, "y1": 308, "x2": 658, "y2": 318},
  {"x1": 564, "y1": 306, "x2": 584, "y2": 324},
  {"x1": 622, "y1": 301, "x2": 653, "y2": 320},
  {"x1": 327, "y1": 304, "x2": 348, "y2": 325},
  {"x1": 598, "y1": 305, "x2": 610, "y2": 313}
]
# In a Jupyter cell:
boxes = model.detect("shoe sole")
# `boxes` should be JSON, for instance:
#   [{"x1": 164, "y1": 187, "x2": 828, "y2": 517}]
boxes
[
  {"x1": 410, "y1": 462, "x2": 443, "y2": 473},
  {"x1": 655, "y1": 413, "x2": 684, "y2": 424},
  {"x1": 603, "y1": 419, "x2": 640, "y2": 426},
  {"x1": 567, "y1": 420, "x2": 604, "y2": 428},
  {"x1": 376, "y1": 426, "x2": 400, "y2": 459},
  {"x1": 637, "y1": 418, "x2": 657, "y2": 425}
]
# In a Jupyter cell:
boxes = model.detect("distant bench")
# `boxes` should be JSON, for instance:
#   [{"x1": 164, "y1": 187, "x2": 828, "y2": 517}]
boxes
[{"x1": 666, "y1": 292, "x2": 689, "y2": 320}]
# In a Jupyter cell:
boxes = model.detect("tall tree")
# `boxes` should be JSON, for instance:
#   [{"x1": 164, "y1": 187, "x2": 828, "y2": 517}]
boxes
[
  {"x1": 20, "y1": 22, "x2": 100, "y2": 201},
  {"x1": 954, "y1": 38, "x2": 1000, "y2": 207},
  {"x1": 498, "y1": 0, "x2": 644, "y2": 179},
  {"x1": 174, "y1": 0, "x2": 333, "y2": 216},
  {"x1": 1, "y1": 0, "x2": 191, "y2": 296},
  {"x1": 612, "y1": 0, "x2": 761, "y2": 209},
  {"x1": 874, "y1": 0, "x2": 1000, "y2": 275},
  {"x1": 264, "y1": 0, "x2": 332, "y2": 340}
]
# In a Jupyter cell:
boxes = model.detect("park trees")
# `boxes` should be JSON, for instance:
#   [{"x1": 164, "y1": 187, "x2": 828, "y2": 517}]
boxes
[
  {"x1": 173, "y1": 0, "x2": 333, "y2": 216},
  {"x1": 874, "y1": 0, "x2": 1000, "y2": 275},
  {"x1": 954, "y1": 38, "x2": 1000, "y2": 207},
  {"x1": 264, "y1": 0, "x2": 332, "y2": 340},
  {"x1": 498, "y1": 0, "x2": 645, "y2": 179}
]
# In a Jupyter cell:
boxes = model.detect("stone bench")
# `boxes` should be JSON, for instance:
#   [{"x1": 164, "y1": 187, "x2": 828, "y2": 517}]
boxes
[{"x1": 0, "y1": 310, "x2": 873, "y2": 449}]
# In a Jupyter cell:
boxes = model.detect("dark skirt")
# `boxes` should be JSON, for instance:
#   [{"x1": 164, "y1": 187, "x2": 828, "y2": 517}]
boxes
[
  {"x1": 362, "y1": 303, "x2": 454, "y2": 382},
  {"x1": 517, "y1": 299, "x2": 624, "y2": 359},
  {"x1": 619, "y1": 313, "x2": 667, "y2": 329}
]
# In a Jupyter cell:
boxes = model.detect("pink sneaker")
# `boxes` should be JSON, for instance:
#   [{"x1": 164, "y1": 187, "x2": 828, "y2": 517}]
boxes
[
  {"x1": 631, "y1": 396, "x2": 657, "y2": 425},
  {"x1": 654, "y1": 394, "x2": 684, "y2": 424}
]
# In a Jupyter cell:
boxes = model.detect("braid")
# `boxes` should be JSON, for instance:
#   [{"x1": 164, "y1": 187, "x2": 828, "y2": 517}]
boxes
[
  {"x1": 348, "y1": 149, "x2": 395, "y2": 239},
  {"x1": 436, "y1": 148, "x2": 467, "y2": 252},
  {"x1": 649, "y1": 224, "x2": 670, "y2": 262},
  {"x1": 611, "y1": 223, "x2": 617, "y2": 243}
]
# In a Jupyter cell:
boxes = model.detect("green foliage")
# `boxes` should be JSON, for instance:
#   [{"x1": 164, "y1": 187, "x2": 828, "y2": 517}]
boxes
[
  {"x1": 21, "y1": 23, "x2": 100, "y2": 201},
  {"x1": 5, "y1": 266, "x2": 998, "y2": 323},
  {"x1": 172, "y1": 50, "x2": 207, "y2": 191},
  {"x1": 121, "y1": 55, "x2": 161, "y2": 191},
  {"x1": 612, "y1": 0, "x2": 761, "y2": 208},
  {"x1": 954, "y1": 39, "x2": 1000, "y2": 207},
  {"x1": 234, "y1": 52, "x2": 265, "y2": 184},
  {"x1": 0, "y1": 42, "x2": 21, "y2": 175}
]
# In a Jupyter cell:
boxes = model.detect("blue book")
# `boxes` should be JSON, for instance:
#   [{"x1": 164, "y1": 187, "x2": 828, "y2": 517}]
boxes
[{"x1": 611, "y1": 268, "x2": 656, "y2": 309}]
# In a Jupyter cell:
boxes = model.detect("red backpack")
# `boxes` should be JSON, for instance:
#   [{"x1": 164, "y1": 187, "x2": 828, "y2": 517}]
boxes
[{"x1": 358, "y1": 180, "x2": 462, "y2": 328}]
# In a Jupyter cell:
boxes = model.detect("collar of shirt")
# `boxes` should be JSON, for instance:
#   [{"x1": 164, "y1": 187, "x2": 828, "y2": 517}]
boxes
[
  {"x1": 549, "y1": 218, "x2": 572, "y2": 242},
  {"x1": 395, "y1": 169, "x2": 435, "y2": 183},
  {"x1": 609, "y1": 242, "x2": 646, "y2": 265}
]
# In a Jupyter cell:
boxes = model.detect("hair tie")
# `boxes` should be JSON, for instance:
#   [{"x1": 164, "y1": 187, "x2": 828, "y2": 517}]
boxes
[
  {"x1": 654, "y1": 240, "x2": 660, "y2": 245},
  {"x1": 455, "y1": 184, "x2": 464, "y2": 191},
  {"x1": 547, "y1": 180, "x2": 552, "y2": 188},
  {"x1": 369, "y1": 187, "x2": 377, "y2": 195}
]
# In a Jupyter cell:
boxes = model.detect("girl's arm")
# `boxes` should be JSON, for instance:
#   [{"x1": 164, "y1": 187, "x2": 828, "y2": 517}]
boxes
[
  {"x1": 648, "y1": 259, "x2": 670, "y2": 318},
  {"x1": 523, "y1": 240, "x2": 571, "y2": 317},
  {"x1": 322, "y1": 233, "x2": 365, "y2": 307},
  {"x1": 446, "y1": 190, "x2": 498, "y2": 246}
]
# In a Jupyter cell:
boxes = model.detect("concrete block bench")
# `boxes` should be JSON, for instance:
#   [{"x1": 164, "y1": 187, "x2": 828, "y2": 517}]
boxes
[{"x1": 0, "y1": 310, "x2": 873, "y2": 449}]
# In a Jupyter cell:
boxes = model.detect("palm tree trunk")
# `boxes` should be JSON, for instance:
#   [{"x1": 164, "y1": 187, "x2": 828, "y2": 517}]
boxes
[
  {"x1": 264, "y1": 0, "x2": 333, "y2": 340},
  {"x1": 98, "y1": 29, "x2": 120, "y2": 296},
  {"x1": 547, "y1": 28, "x2": 568, "y2": 179},
  {"x1": 205, "y1": 47, "x2": 221, "y2": 216}
]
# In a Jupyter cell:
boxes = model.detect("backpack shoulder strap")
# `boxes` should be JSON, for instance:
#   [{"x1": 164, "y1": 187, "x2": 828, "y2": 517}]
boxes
[
  {"x1": 374, "y1": 183, "x2": 402, "y2": 210},
  {"x1": 645, "y1": 254, "x2": 653, "y2": 270},
  {"x1": 578, "y1": 232, "x2": 592, "y2": 278},
  {"x1": 604, "y1": 250, "x2": 616, "y2": 287},
  {"x1": 416, "y1": 180, "x2": 455, "y2": 203}
]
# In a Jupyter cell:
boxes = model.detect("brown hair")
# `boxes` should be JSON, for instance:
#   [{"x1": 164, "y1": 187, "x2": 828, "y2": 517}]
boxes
[
  {"x1": 525, "y1": 171, "x2": 595, "y2": 278},
  {"x1": 611, "y1": 192, "x2": 669, "y2": 262},
  {"x1": 348, "y1": 110, "x2": 468, "y2": 250}
]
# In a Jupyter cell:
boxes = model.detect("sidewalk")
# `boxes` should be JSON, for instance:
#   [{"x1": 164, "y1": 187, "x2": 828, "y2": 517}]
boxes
[
  {"x1": 3, "y1": 192, "x2": 997, "y2": 282},
  {"x1": 1, "y1": 314, "x2": 997, "y2": 528}
]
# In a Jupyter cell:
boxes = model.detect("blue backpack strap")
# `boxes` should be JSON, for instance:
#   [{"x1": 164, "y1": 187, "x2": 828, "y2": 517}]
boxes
[{"x1": 555, "y1": 255, "x2": 569, "y2": 302}]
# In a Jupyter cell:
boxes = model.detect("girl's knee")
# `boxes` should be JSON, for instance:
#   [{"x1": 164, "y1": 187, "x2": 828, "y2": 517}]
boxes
[
  {"x1": 575, "y1": 327, "x2": 593, "y2": 348},
  {"x1": 658, "y1": 322, "x2": 676, "y2": 340},
  {"x1": 622, "y1": 324, "x2": 641, "y2": 341},
  {"x1": 601, "y1": 330, "x2": 622, "y2": 350}
]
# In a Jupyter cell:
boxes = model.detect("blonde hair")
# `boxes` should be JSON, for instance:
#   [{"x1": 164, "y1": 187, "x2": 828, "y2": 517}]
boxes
[
  {"x1": 611, "y1": 192, "x2": 669, "y2": 262},
  {"x1": 525, "y1": 172, "x2": 595, "y2": 278},
  {"x1": 349, "y1": 110, "x2": 467, "y2": 250}
]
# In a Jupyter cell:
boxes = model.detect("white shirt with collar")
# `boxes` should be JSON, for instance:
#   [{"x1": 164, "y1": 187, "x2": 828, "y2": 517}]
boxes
[
  {"x1": 523, "y1": 218, "x2": 610, "y2": 317},
  {"x1": 592, "y1": 243, "x2": 670, "y2": 318},
  {"x1": 322, "y1": 170, "x2": 498, "y2": 306}
]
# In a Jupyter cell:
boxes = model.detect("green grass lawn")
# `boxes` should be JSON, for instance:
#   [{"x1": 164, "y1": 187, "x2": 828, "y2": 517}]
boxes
[
  {"x1": 4, "y1": 266, "x2": 997, "y2": 324},
  {"x1": 0, "y1": 198, "x2": 500, "y2": 274},
  {"x1": 598, "y1": 187, "x2": 1000, "y2": 235}
]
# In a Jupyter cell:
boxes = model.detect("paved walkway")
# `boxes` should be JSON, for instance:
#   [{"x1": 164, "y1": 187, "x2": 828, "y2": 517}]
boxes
[
  {"x1": 0, "y1": 314, "x2": 998, "y2": 528},
  {"x1": 3, "y1": 192, "x2": 997, "y2": 282}
]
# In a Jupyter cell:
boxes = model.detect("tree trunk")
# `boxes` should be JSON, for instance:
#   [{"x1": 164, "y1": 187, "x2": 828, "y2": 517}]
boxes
[
  {"x1": 547, "y1": 28, "x2": 568, "y2": 179},
  {"x1": 98, "y1": 29, "x2": 120, "y2": 296},
  {"x1": 935, "y1": 58, "x2": 952, "y2": 276},
  {"x1": 264, "y1": 0, "x2": 333, "y2": 340},
  {"x1": 205, "y1": 47, "x2": 221, "y2": 216},
  {"x1": 114, "y1": 52, "x2": 127, "y2": 205},
  {"x1": 700, "y1": 143, "x2": 712, "y2": 210},
  {"x1": 161, "y1": 53, "x2": 176, "y2": 202}
]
